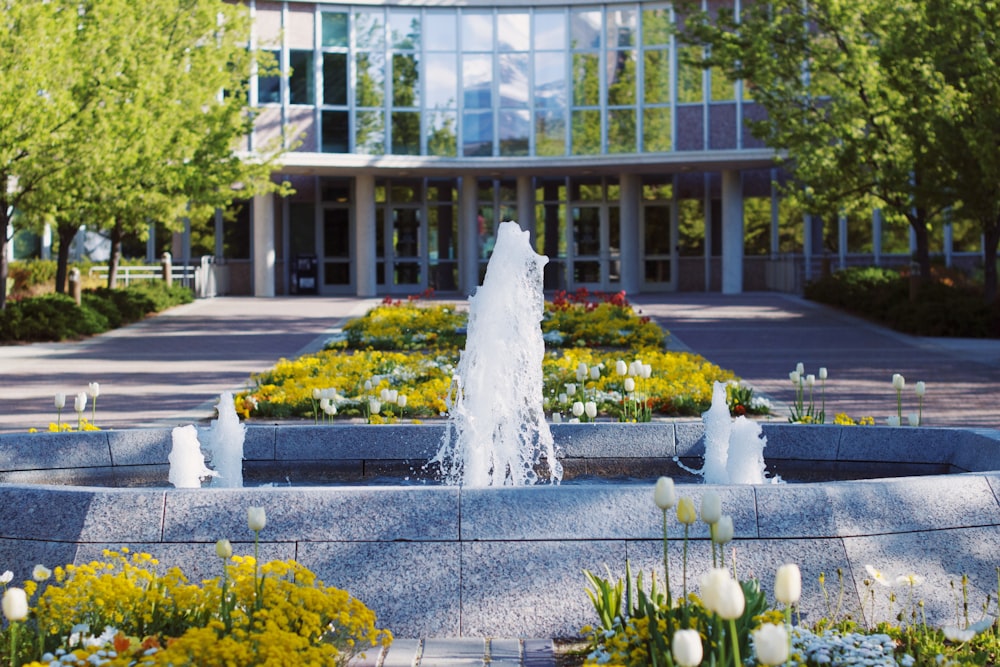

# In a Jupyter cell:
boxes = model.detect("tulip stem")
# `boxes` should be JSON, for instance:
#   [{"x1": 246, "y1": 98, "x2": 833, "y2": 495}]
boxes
[
  {"x1": 729, "y1": 618, "x2": 741, "y2": 667},
  {"x1": 9, "y1": 621, "x2": 19, "y2": 667},
  {"x1": 661, "y1": 509, "x2": 672, "y2": 608},
  {"x1": 681, "y1": 524, "x2": 689, "y2": 602}
]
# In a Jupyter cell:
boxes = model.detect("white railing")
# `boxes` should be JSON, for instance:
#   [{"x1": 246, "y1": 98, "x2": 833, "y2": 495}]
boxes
[{"x1": 88, "y1": 256, "x2": 217, "y2": 298}]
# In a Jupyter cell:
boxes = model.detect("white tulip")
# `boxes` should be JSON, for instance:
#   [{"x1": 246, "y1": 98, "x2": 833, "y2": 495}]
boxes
[
  {"x1": 700, "y1": 568, "x2": 745, "y2": 619},
  {"x1": 654, "y1": 477, "x2": 676, "y2": 510},
  {"x1": 2, "y1": 587, "x2": 28, "y2": 621},
  {"x1": 397, "y1": 394, "x2": 407, "y2": 408},
  {"x1": 789, "y1": 370, "x2": 800, "y2": 384},
  {"x1": 712, "y1": 515, "x2": 734, "y2": 545},
  {"x1": 818, "y1": 367, "x2": 828, "y2": 380},
  {"x1": 805, "y1": 374, "x2": 816, "y2": 388},
  {"x1": 387, "y1": 389, "x2": 399, "y2": 404},
  {"x1": 87, "y1": 382, "x2": 100, "y2": 399},
  {"x1": 551, "y1": 412, "x2": 562, "y2": 424},
  {"x1": 74, "y1": 392, "x2": 87, "y2": 414},
  {"x1": 565, "y1": 383, "x2": 577, "y2": 395},
  {"x1": 701, "y1": 491, "x2": 722, "y2": 525},
  {"x1": 753, "y1": 623, "x2": 790, "y2": 666},
  {"x1": 887, "y1": 415, "x2": 901, "y2": 427},
  {"x1": 54, "y1": 393, "x2": 66, "y2": 410},
  {"x1": 369, "y1": 398, "x2": 382, "y2": 415},
  {"x1": 584, "y1": 401, "x2": 597, "y2": 419},
  {"x1": 892, "y1": 373, "x2": 905, "y2": 391},
  {"x1": 215, "y1": 539, "x2": 233, "y2": 559},
  {"x1": 907, "y1": 412, "x2": 920, "y2": 426},
  {"x1": 247, "y1": 506, "x2": 267, "y2": 532},
  {"x1": 915, "y1": 381, "x2": 926, "y2": 397},
  {"x1": 671, "y1": 629, "x2": 703, "y2": 667},
  {"x1": 774, "y1": 563, "x2": 802, "y2": 605},
  {"x1": 576, "y1": 362, "x2": 588, "y2": 381},
  {"x1": 628, "y1": 360, "x2": 642, "y2": 376},
  {"x1": 32, "y1": 564, "x2": 51, "y2": 581},
  {"x1": 380, "y1": 388, "x2": 391, "y2": 401},
  {"x1": 0, "y1": 571, "x2": 12, "y2": 584},
  {"x1": 641, "y1": 364, "x2": 652, "y2": 379},
  {"x1": 572, "y1": 401, "x2": 584, "y2": 417},
  {"x1": 312, "y1": 388, "x2": 322, "y2": 400},
  {"x1": 558, "y1": 393, "x2": 568, "y2": 404},
  {"x1": 624, "y1": 378, "x2": 636, "y2": 393},
  {"x1": 323, "y1": 401, "x2": 338, "y2": 416},
  {"x1": 589, "y1": 366, "x2": 600, "y2": 380},
  {"x1": 364, "y1": 379, "x2": 373, "y2": 392},
  {"x1": 796, "y1": 362, "x2": 805, "y2": 375},
  {"x1": 615, "y1": 359, "x2": 627, "y2": 376}
]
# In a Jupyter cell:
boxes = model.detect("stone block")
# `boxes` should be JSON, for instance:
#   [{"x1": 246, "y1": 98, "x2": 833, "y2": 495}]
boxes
[
  {"x1": 0, "y1": 537, "x2": 78, "y2": 580},
  {"x1": 837, "y1": 425, "x2": 961, "y2": 465},
  {"x1": 0, "y1": 431, "x2": 111, "y2": 472},
  {"x1": 952, "y1": 429, "x2": 1000, "y2": 472},
  {"x1": 108, "y1": 429, "x2": 172, "y2": 466},
  {"x1": 761, "y1": 424, "x2": 841, "y2": 460},
  {"x1": 0, "y1": 487, "x2": 164, "y2": 542},
  {"x1": 275, "y1": 424, "x2": 445, "y2": 460},
  {"x1": 552, "y1": 423, "x2": 676, "y2": 458}
]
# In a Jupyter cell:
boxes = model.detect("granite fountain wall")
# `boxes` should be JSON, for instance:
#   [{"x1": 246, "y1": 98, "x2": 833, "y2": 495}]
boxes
[{"x1": 1, "y1": 423, "x2": 999, "y2": 638}]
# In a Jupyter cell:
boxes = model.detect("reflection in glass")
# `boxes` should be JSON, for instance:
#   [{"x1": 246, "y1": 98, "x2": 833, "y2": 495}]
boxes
[
  {"x1": 572, "y1": 52, "x2": 600, "y2": 106},
  {"x1": 427, "y1": 110, "x2": 457, "y2": 156},
  {"x1": 354, "y1": 110, "x2": 384, "y2": 154},
  {"x1": 678, "y1": 46, "x2": 704, "y2": 103},
  {"x1": 322, "y1": 111, "x2": 349, "y2": 153},
  {"x1": 534, "y1": 11, "x2": 566, "y2": 50},
  {"x1": 323, "y1": 53, "x2": 347, "y2": 105},
  {"x1": 644, "y1": 205, "x2": 672, "y2": 254},
  {"x1": 498, "y1": 53, "x2": 529, "y2": 108},
  {"x1": 393, "y1": 208, "x2": 420, "y2": 258},
  {"x1": 424, "y1": 11, "x2": 457, "y2": 51},
  {"x1": 392, "y1": 111, "x2": 420, "y2": 155},
  {"x1": 609, "y1": 206, "x2": 620, "y2": 253},
  {"x1": 607, "y1": 108, "x2": 636, "y2": 154},
  {"x1": 571, "y1": 9, "x2": 601, "y2": 49},
  {"x1": 390, "y1": 10, "x2": 420, "y2": 48},
  {"x1": 462, "y1": 110, "x2": 493, "y2": 156},
  {"x1": 573, "y1": 207, "x2": 601, "y2": 255},
  {"x1": 355, "y1": 53, "x2": 385, "y2": 107},
  {"x1": 643, "y1": 107, "x2": 672, "y2": 152},
  {"x1": 392, "y1": 53, "x2": 420, "y2": 107},
  {"x1": 257, "y1": 50, "x2": 280, "y2": 104},
  {"x1": 574, "y1": 261, "x2": 600, "y2": 283},
  {"x1": 607, "y1": 49, "x2": 637, "y2": 105},
  {"x1": 324, "y1": 263, "x2": 351, "y2": 285},
  {"x1": 607, "y1": 8, "x2": 636, "y2": 48},
  {"x1": 321, "y1": 12, "x2": 348, "y2": 48},
  {"x1": 461, "y1": 11, "x2": 494, "y2": 51},
  {"x1": 499, "y1": 109, "x2": 529, "y2": 156},
  {"x1": 289, "y1": 50, "x2": 314, "y2": 105},
  {"x1": 424, "y1": 54, "x2": 457, "y2": 109},
  {"x1": 354, "y1": 9, "x2": 385, "y2": 50},
  {"x1": 497, "y1": 12, "x2": 529, "y2": 51},
  {"x1": 462, "y1": 54, "x2": 492, "y2": 109},
  {"x1": 642, "y1": 7, "x2": 672, "y2": 46},
  {"x1": 535, "y1": 110, "x2": 566, "y2": 156},
  {"x1": 323, "y1": 209, "x2": 350, "y2": 258},
  {"x1": 644, "y1": 49, "x2": 671, "y2": 103},
  {"x1": 571, "y1": 109, "x2": 601, "y2": 154},
  {"x1": 534, "y1": 52, "x2": 566, "y2": 109},
  {"x1": 710, "y1": 66, "x2": 735, "y2": 101}
]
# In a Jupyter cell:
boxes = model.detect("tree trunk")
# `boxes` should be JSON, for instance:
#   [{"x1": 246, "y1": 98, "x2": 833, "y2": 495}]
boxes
[
  {"x1": 983, "y1": 217, "x2": 999, "y2": 304},
  {"x1": 911, "y1": 209, "x2": 932, "y2": 284},
  {"x1": 107, "y1": 218, "x2": 123, "y2": 289},
  {"x1": 54, "y1": 225, "x2": 79, "y2": 294},
  {"x1": 0, "y1": 205, "x2": 10, "y2": 311}
]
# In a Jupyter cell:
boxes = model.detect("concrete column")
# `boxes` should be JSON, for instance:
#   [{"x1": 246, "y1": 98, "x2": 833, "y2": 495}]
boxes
[
  {"x1": 944, "y1": 221, "x2": 953, "y2": 268},
  {"x1": 838, "y1": 213, "x2": 847, "y2": 270},
  {"x1": 516, "y1": 175, "x2": 534, "y2": 236},
  {"x1": 872, "y1": 209, "x2": 882, "y2": 267},
  {"x1": 720, "y1": 169, "x2": 744, "y2": 294},
  {"x1": 354, "y1": 175, "x2": 377, "y2": 297},
  {"x1": 42, "y1": 223, "x2": 52, "y2": 260},
  {"x1": 252, "y1": 193, "x2": 275, "y2": 297},
  {"x1": 619, "y1": 173, "x2": 641, "y2": 294},
  {"x1": 459, "y1": 176, "x2": 480, "y2": 295}
]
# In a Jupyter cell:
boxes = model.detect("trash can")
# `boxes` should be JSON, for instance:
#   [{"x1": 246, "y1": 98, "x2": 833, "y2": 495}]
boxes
[{"x1": 293, "y1": 255, "x2": 318, "y2": 294}]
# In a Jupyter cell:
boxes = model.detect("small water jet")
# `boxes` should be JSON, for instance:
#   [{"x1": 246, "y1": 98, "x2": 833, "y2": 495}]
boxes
[
  {"x1": 167, "y1": 424, "x2": 218, "y2": 488},
  {"x1": 430, "y1": 221, "x2": 563, "y2": 487},
  {"x1": 202, "y1": 391, "x2": 245, "y2": 488}
]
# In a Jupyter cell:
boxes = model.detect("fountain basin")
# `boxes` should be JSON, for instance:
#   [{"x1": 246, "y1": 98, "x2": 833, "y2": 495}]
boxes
[{"x1": 2, "y1": 423, "x2": 999, "y2": 637}]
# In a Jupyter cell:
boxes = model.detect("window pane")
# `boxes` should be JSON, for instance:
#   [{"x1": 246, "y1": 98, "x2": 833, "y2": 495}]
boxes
[
  {"x1": 324, "y1": 209, "x2": 350, "y2": 257},
  {"x1": 643, "y1": 107, "x2": 672, "y2": 152},
  {"x1": 607, "y1": 108, "x2": 635, "y2": 153},
  {"x1": 498, "y1": 12, "x2": 529, "y2": 51},
  {"x1": 535, "y1": 110, "x2": 565, "y2": 156},
  {"x1": 425, "y1": 11, "x2": 457, "y2": 51},
  {"x1": 498, "y1": 53, "x2": 528, "y2": 108},
  {"x1": 322, "y1": 12, "x2": 348, "y2": 48},
  {"x1": 534, "y1": 52, "x2": 566, "y2": 109},
  {"x1": 427, "y1": 110, "x2": 457, "y2": 156},
  {"x1": 461, "y1": 11, "x2": 493, "y2": 51},
  {"x1": 289, "y1": 50, "x2": 314, "y2": 105},
  {"x1": 322, "y1": 111, "x2": 349, "y2": 152},
  {"x1": 571, "y1": 9, "x2": 601, "y2": 49},
  {"x1": 710, "y1": 66, "x2": 735, "y2": 101},
  {"x1": 224, "y1": 202, "x2": 251, "y2": 259},
  {"x1": 644, "y1": 49, "x2": 670, "y2": 103},
  {"x1": 463, "y1": 54, "x2": 492, "y2": 109},
  {"x1": 323, "y1": 53, "x2": 347, "y2": 105},
  {"x1": 390, "y1": 10, "x2": 420, "y2": 49},
  {"x1": 355, "y1": 9, "x2": 385, "y2": 50},
  {"x1": 392, "y1": 111, "x2": 421, "y2": 154},
  {"x1": 607, "y1": 49, "x2": 636, "y2": 105},
  {"x1": 572, "y1": 52, "x2": 600, "y2": 106},
  {"x1": 607, "y1": 7, "x2": 636, "y2": 47},
  {"x1": 392, "y1": 53, "x2": 420, "y2": 107},
  {"x1": 534, "y1": 11, "x2": 566, "y2": 50},
  {"x1": 356, "y1": 52, "x2": 385, "y2": 106},
  {"x1": 571, "y1": 109, "x2": 601, "y2": 154},
  {"x1": 678, "y1": 45, "x2": 704, "y2": 103},
  {"x1": 573, "y1": 207, "x2": 601, "y2": 255},
  {"x1": 642, "y1": 7, "x2": 672, "y2": 46},
  {"x1": 462, "y1": 110, "x2": 493, "y2": 156},
  {"x1": 355, "y1": 110, "x2": 385, "y2": 153},
  {"x1": 425, "y1": 54, "x2": 457, "y2": 108},
  {"x1": 499, "y1": 109, "x2": 529, "y2": 156},
  {"x1": 258, "y1": 50, "x2": 280, "y2": 104}
]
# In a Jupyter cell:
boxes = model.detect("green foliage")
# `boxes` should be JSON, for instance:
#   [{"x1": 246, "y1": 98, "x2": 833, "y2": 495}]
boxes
[
  {"x1": 0, "y1": 283, "x2": 192, "y2": 343},
  {"x1": 7, "y1": 260, "x2": 58, "y2": 292},
  {"x1": 804, "y1": 267, "x2": 999, "y2": 338}
]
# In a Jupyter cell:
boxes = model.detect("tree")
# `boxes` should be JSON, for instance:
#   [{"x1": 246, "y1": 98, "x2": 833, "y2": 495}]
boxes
[{"x1": 682, "y1": 0, "x2": 947, "y2": 281}]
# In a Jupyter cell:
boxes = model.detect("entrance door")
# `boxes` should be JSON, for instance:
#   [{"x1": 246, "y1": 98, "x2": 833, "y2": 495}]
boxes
[
  {"x1": 641, "y1": 202, "x2": 676, "y2": 290},
  {"x1": 386, "y1": 206, "x2": 425, "y2": 293},
  {"x1": 320, "y1": 207, "x2": 352, "y2": 292},
  {"x1": 569, "y1": 205, "x2": 620, "y2": 290}
]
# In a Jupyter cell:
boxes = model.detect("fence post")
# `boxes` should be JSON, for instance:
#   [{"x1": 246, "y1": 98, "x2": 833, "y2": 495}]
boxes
[
  {"x1": 161, "y1": 252, "x2": 173, "y2": 288},
  {"x1": 68, "y1": 267, "x2": 82, "y2": 306}
]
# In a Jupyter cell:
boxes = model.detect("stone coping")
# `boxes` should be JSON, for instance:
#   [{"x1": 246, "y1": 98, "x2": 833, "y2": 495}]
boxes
[{"x1": 2, "y1": 423, "x2": 999, "y2": 638}]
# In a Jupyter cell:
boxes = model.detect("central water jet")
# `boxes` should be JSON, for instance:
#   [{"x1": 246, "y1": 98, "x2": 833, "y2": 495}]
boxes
[{"x1": 430, "y1": 221, "x2": 563, "y2": 487}]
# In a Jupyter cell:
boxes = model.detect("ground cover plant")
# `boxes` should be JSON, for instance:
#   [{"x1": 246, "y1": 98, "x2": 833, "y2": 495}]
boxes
[{"x1": 236, "y1": 291, "x2": 752, "y2": 422}]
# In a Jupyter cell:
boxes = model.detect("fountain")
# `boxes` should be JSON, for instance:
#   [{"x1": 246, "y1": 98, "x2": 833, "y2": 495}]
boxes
[
  {"x1": 692, "y1": 381, "x2": 771, "y2": 485},
  {"x1": 202, "y1": 391, "x2": 245, "y2": 488},
  {"x1": 167, "y1": 424, "x2": 217, "y2": 488},
  {"x1": 430, "y1": 221, "x2": 562, "y2": 487}
]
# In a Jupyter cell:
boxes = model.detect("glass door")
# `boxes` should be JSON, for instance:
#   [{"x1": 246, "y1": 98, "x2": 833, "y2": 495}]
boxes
[
  {"x1": 388, "y1": 206, "x2": 424, "y2": 292},
  {"x1": 320, "y1": 207, "x2": 352, "y2": 293},
  {"x1": 569, "y1": 204, "x2": 619, "y2": 290},
  {"x1": 641, "y1": 202, "x2": 676, "y2": 290}
]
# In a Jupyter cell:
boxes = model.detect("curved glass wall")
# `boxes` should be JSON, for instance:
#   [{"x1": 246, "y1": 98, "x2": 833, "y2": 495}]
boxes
[{"x1": 254, "y1": 1, "x2": 749, "y2": 157}]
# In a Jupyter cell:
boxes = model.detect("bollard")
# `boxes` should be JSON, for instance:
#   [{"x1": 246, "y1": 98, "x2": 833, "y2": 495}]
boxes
[
  {"x1": 68, "y1": 267, "x2": 82, "y2": 306},
  {"x1": 161, "y1": 252, "x2": 173, "y2": 288}
]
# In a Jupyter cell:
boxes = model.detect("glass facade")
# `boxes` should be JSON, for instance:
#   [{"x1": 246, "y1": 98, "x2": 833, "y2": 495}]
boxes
[{"x1": 254, "y1": 1, "x2": 746, "y2": 157}]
